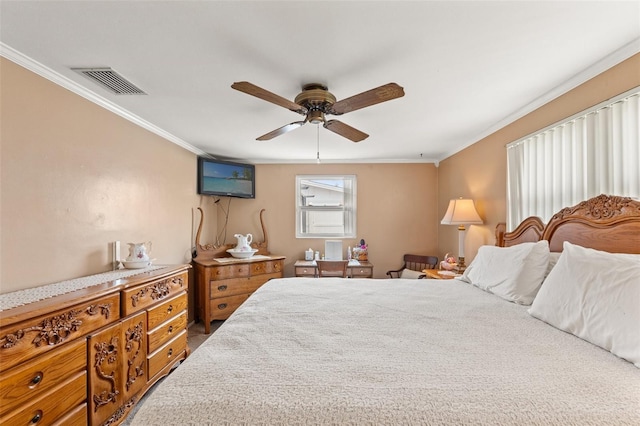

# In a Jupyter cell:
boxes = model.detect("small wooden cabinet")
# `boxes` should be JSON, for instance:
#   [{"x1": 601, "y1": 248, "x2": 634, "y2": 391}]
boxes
[
  {"x1": 89, "y1": 311, "x2": 147, "y2": 426},
  {"x1": 193, "y1": 256, "x2": 285, "y2": 333},
  {"x1": 0, "y1": 264, "x2": 190, "y2": 426},
  {"x1": 294, "y1": 260, "x2": 374, "y2": 278}
]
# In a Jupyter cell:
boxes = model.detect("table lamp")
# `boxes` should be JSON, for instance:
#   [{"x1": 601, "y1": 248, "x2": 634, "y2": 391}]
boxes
[{"x1": 440, "y1": 198, "x2": 483, "y2": 272}]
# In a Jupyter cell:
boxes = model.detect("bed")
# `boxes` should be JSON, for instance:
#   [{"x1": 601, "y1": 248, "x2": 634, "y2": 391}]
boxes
[{"x1": 131, "y1": 194, "x2": 640, "y2": 425}]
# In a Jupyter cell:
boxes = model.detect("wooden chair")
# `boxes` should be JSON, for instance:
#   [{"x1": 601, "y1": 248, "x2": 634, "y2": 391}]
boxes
[
  {"x1": 316, "y1": 260, "x2": 349, "y2": 278},
  {"x1": 386, "y1": 254, "x2": 438, "y2": 279}
]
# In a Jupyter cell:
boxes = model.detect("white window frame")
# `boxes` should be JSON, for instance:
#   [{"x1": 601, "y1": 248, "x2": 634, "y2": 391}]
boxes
[
  {"x1": 295, "y1": 175, "x2": 357, "y2": 239},
  {"x1": 506, "y1": 88, "x2": 639, "y2": 229}
]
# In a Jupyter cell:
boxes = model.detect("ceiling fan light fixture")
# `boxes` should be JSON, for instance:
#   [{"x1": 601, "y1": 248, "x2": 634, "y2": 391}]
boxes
[{"x1": 308, "y1": 110, "x2": 325, "y2": 124}]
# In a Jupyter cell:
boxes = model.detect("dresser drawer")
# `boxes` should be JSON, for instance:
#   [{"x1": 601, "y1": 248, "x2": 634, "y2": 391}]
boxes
[
  {"x1": 122, "y1": 271, "x2": 188, "y2": 316},
  {"x1": 210, "y1": 264, "x2": 250, "y2": 280},
  {"x1": 295, "y1": 266, "x2": 316, "y2": 277},
  {"x1": 148, "y1": 331, "x2": 187, "y2": 379},
  {"x1": 209, "y1": 293, "x2": 251, "y2": 319},
  {"x1": 0, "y1": 370, "x2": 86, "y2": 426},
  {"x1": 51, "y1": 403, "x2": 87, "y2": 426},
  {"x1": 209, "y1": 274, "x2": 276, "y2": 298},
  {"x1": 250, "y1": 259, "x2": 283, "y2": 275},
  {"x1": 350, "y1": 266, "x2": 373, "y2": 277},
  {"x1": 0, "y1": 293, "x2": 119, "y2": 371},
  {"x1": 0, "y1": 338, "x2": 86, "y2": 416},
  {"x1": 148, "y1": 311, "x2": 188, "y2": 354},
  {"x1": 147, "y1": 292, "x2": 188, "y2": 330}
]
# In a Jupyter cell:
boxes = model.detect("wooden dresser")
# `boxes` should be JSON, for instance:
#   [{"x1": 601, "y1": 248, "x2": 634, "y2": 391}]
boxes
[
  {"x1": 0, "y1": 264, "x2": 190, "y2": 426},
  {"x1": 193, "y1": 256, "x2": 284, "y2": 333}
]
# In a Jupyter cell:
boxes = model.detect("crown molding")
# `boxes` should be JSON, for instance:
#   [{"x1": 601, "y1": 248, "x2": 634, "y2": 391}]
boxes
[
  {"x1": 0, "y1": 42, "x2": 208, "y2": 157},
  {"x1": 440, "y1": 37, "x2": 640, "y2": 161}
]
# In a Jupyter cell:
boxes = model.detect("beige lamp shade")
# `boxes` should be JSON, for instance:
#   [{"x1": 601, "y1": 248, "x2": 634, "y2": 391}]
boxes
[
  {"x1": 440, "y1": 198, "x2": 483, "y2": 225},
  {"x1": 441, "y1": 198, "x2": 483, "y2": 271}
]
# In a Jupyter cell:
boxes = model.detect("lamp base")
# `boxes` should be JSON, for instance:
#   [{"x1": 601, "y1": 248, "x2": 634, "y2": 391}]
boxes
[{"x1": 454, "y1": 257, "x2": 467, "y2": 274}]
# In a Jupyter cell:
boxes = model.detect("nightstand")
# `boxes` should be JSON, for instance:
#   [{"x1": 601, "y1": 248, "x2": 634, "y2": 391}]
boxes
[
  {"x1": 294, "y1": 260, "x2": 374, "y2": 278},
  {"x1": 423, "y1": 269, "x2": 460, "y2": 280}
]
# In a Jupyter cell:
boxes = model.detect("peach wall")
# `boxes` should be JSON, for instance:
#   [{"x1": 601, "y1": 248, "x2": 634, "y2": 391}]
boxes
[
  {"x1": 201, "y1": 163, "x2": 439, "y2": 278},
  {"x1": 1, "y1": 58, "x2": 438, "y2": 301},
  {"x1": 3, "y1": 48, "x2": 636, "y2": 300},
  {"x1": 0, "y1": 58, "x2": 218, "y2": 308},
  {"x1": 437, "y1": 53, "x2": 640, "y2": 263}
]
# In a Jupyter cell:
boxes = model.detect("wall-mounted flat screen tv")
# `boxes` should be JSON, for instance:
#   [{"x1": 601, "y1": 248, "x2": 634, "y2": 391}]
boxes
[{"x1": 197, "y1": 157, "x2": 255, "y2": 198}]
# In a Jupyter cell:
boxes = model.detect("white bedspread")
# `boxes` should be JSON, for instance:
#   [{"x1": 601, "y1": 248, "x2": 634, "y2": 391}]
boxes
[{"x1": 131, "y1": 278, "x2": 640, "y2": 425}]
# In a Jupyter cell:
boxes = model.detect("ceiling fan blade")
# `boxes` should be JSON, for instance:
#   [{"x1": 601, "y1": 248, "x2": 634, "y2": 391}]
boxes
[
  {"x1": 323, "y1": 120, "x2": 369, "y2": 142},
  {"x1": 232, "y1": 81, "x2": 307, "y2": 115},
  {"x1": 330, "y1": 82, "x2": 405, "y2": 115},
  {"x1": 257, "y1": 120, "x2": 306, "y2": 141}
]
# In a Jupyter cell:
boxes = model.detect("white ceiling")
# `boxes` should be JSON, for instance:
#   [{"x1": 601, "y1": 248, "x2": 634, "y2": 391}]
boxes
[{"x1": 1, "y1": 1, "x2": 639, "y2": 164}]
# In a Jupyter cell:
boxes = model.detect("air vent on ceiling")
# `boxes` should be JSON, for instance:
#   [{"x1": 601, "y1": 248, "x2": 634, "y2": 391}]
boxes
[{"x1": 72, "y1": 67, "x2": 147, "y2": 95}]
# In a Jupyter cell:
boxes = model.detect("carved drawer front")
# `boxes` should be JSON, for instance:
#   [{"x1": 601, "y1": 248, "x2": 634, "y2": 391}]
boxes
[
  {"x1": 209, "y1": 293, "x2": 251, "y2": 320},
  {"x1": 0, "y1": 338, "x2": 86, "y2": 417},
  {"x1": 89, "y1": 310, "x2": 147, "y2": 426},
  {"x1": 148, "y1": 311, "x2": 188, "y2": 354},
  {"x1": 51, "y1": 403, "x2": 87, "y2": 426},
  {"x1": 0, "y1": 293, "x2": 120, "y2": 371},
  {"x1": 147, "y1": 292, "x2": 187, "y2": 330},
  {"x1": 122, "y1": 271, "x2": 188, "y2": 316},
  {"x1": 0, "y1": 370, "x2": 86, "y2": 426},
  {"x1": 121, "y1": 312, "x2": 148, "y2": 404},
  {"x1": 148, "y1": 330, "x2": 187, "y2": 379},
  {"x1": 211, "y1": 264, "x2": 250, "y2": 280},
  {"x1": 252, "y1": 259, "x2": 283, "y2": 275}
]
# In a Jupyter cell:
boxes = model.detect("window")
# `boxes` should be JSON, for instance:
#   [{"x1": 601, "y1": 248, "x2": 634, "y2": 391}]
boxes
[
  {"x1": 296, "y1": 175, "x2": 357, "y2": 238},
  {"x1": 506, "y1": 89, "x2": 639, "y2": 229}
]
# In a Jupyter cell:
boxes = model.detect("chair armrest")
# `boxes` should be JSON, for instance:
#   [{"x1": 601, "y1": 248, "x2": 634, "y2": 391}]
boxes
[{"x1": 386, "y1": 268, "x2": 404, "y2": 278}]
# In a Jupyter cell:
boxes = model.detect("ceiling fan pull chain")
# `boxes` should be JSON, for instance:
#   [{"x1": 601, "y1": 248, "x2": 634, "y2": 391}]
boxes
[{"x1": 316, "y1": 124, "x2": 321, "y2": 164}]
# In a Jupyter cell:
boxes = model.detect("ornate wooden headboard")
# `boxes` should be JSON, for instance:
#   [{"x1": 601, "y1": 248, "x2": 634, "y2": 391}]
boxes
[
  {"x1": 495, "y1": 216, "x2": 545, "y2": 247},
  {"x1": 496, "y1": 194, "x2": 640, "y2": 253}
]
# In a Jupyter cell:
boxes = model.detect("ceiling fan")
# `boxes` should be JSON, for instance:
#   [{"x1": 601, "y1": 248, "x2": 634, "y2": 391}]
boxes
[{"x1": 231, "y1": 81, "x2": 405, "y2": 142}]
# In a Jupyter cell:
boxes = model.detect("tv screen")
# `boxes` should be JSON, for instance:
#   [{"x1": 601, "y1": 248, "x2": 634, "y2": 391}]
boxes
[{"x1": 197, "y1": 157, "x2": 255, "y2": 198}]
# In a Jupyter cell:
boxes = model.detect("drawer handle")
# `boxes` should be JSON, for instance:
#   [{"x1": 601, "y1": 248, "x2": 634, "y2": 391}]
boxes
[
  {"x1": 168, "y1": 348, "x2": 173, "y2": 357},
  {"x1": 217, "y1": 303, "x2": 227, "y2": 310},
  {"x1": 167, "y1": 305, "x2": 173, "y2": 313},
  {"x1": 31, "y1": 373, "x2": 43, "y2": 386},
  {"x1": 31, "y1": 411, "x2": 43, "y2": 424},
  {"x1": 168, "y1": 325, "x2": 174, "y2": 333},
  {"x1": 218, "y1": 285, "x2": 227, "y2": 291}
]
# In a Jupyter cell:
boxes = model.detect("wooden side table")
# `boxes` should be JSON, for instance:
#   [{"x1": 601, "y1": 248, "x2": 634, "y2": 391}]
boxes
[
  {"x1": 423, "y1": 269, "x2": 461, "y2": 280},
  {"x1": 294, "y1": 260, "x2": 374, "y2": 278}
]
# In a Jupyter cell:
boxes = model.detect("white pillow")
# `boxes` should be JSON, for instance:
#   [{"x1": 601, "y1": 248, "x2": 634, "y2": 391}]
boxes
[
  {"x1": 460, "y1": 240, "x2": 549, "y2": 305},
  {"x1": 545, "y1": 252, "x2": 562, "y2": 277},
  {"x1": 529, "y1": 241, "x2": 640, "y2": 368},
  {"x1": 400, "y1": 268, "x2": 425, "y2": 279}
]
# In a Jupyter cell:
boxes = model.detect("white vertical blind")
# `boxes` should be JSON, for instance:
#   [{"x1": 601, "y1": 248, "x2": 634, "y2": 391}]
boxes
[{"x1": 507, "y1": 89, "x2": 640, "y2": 229}]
